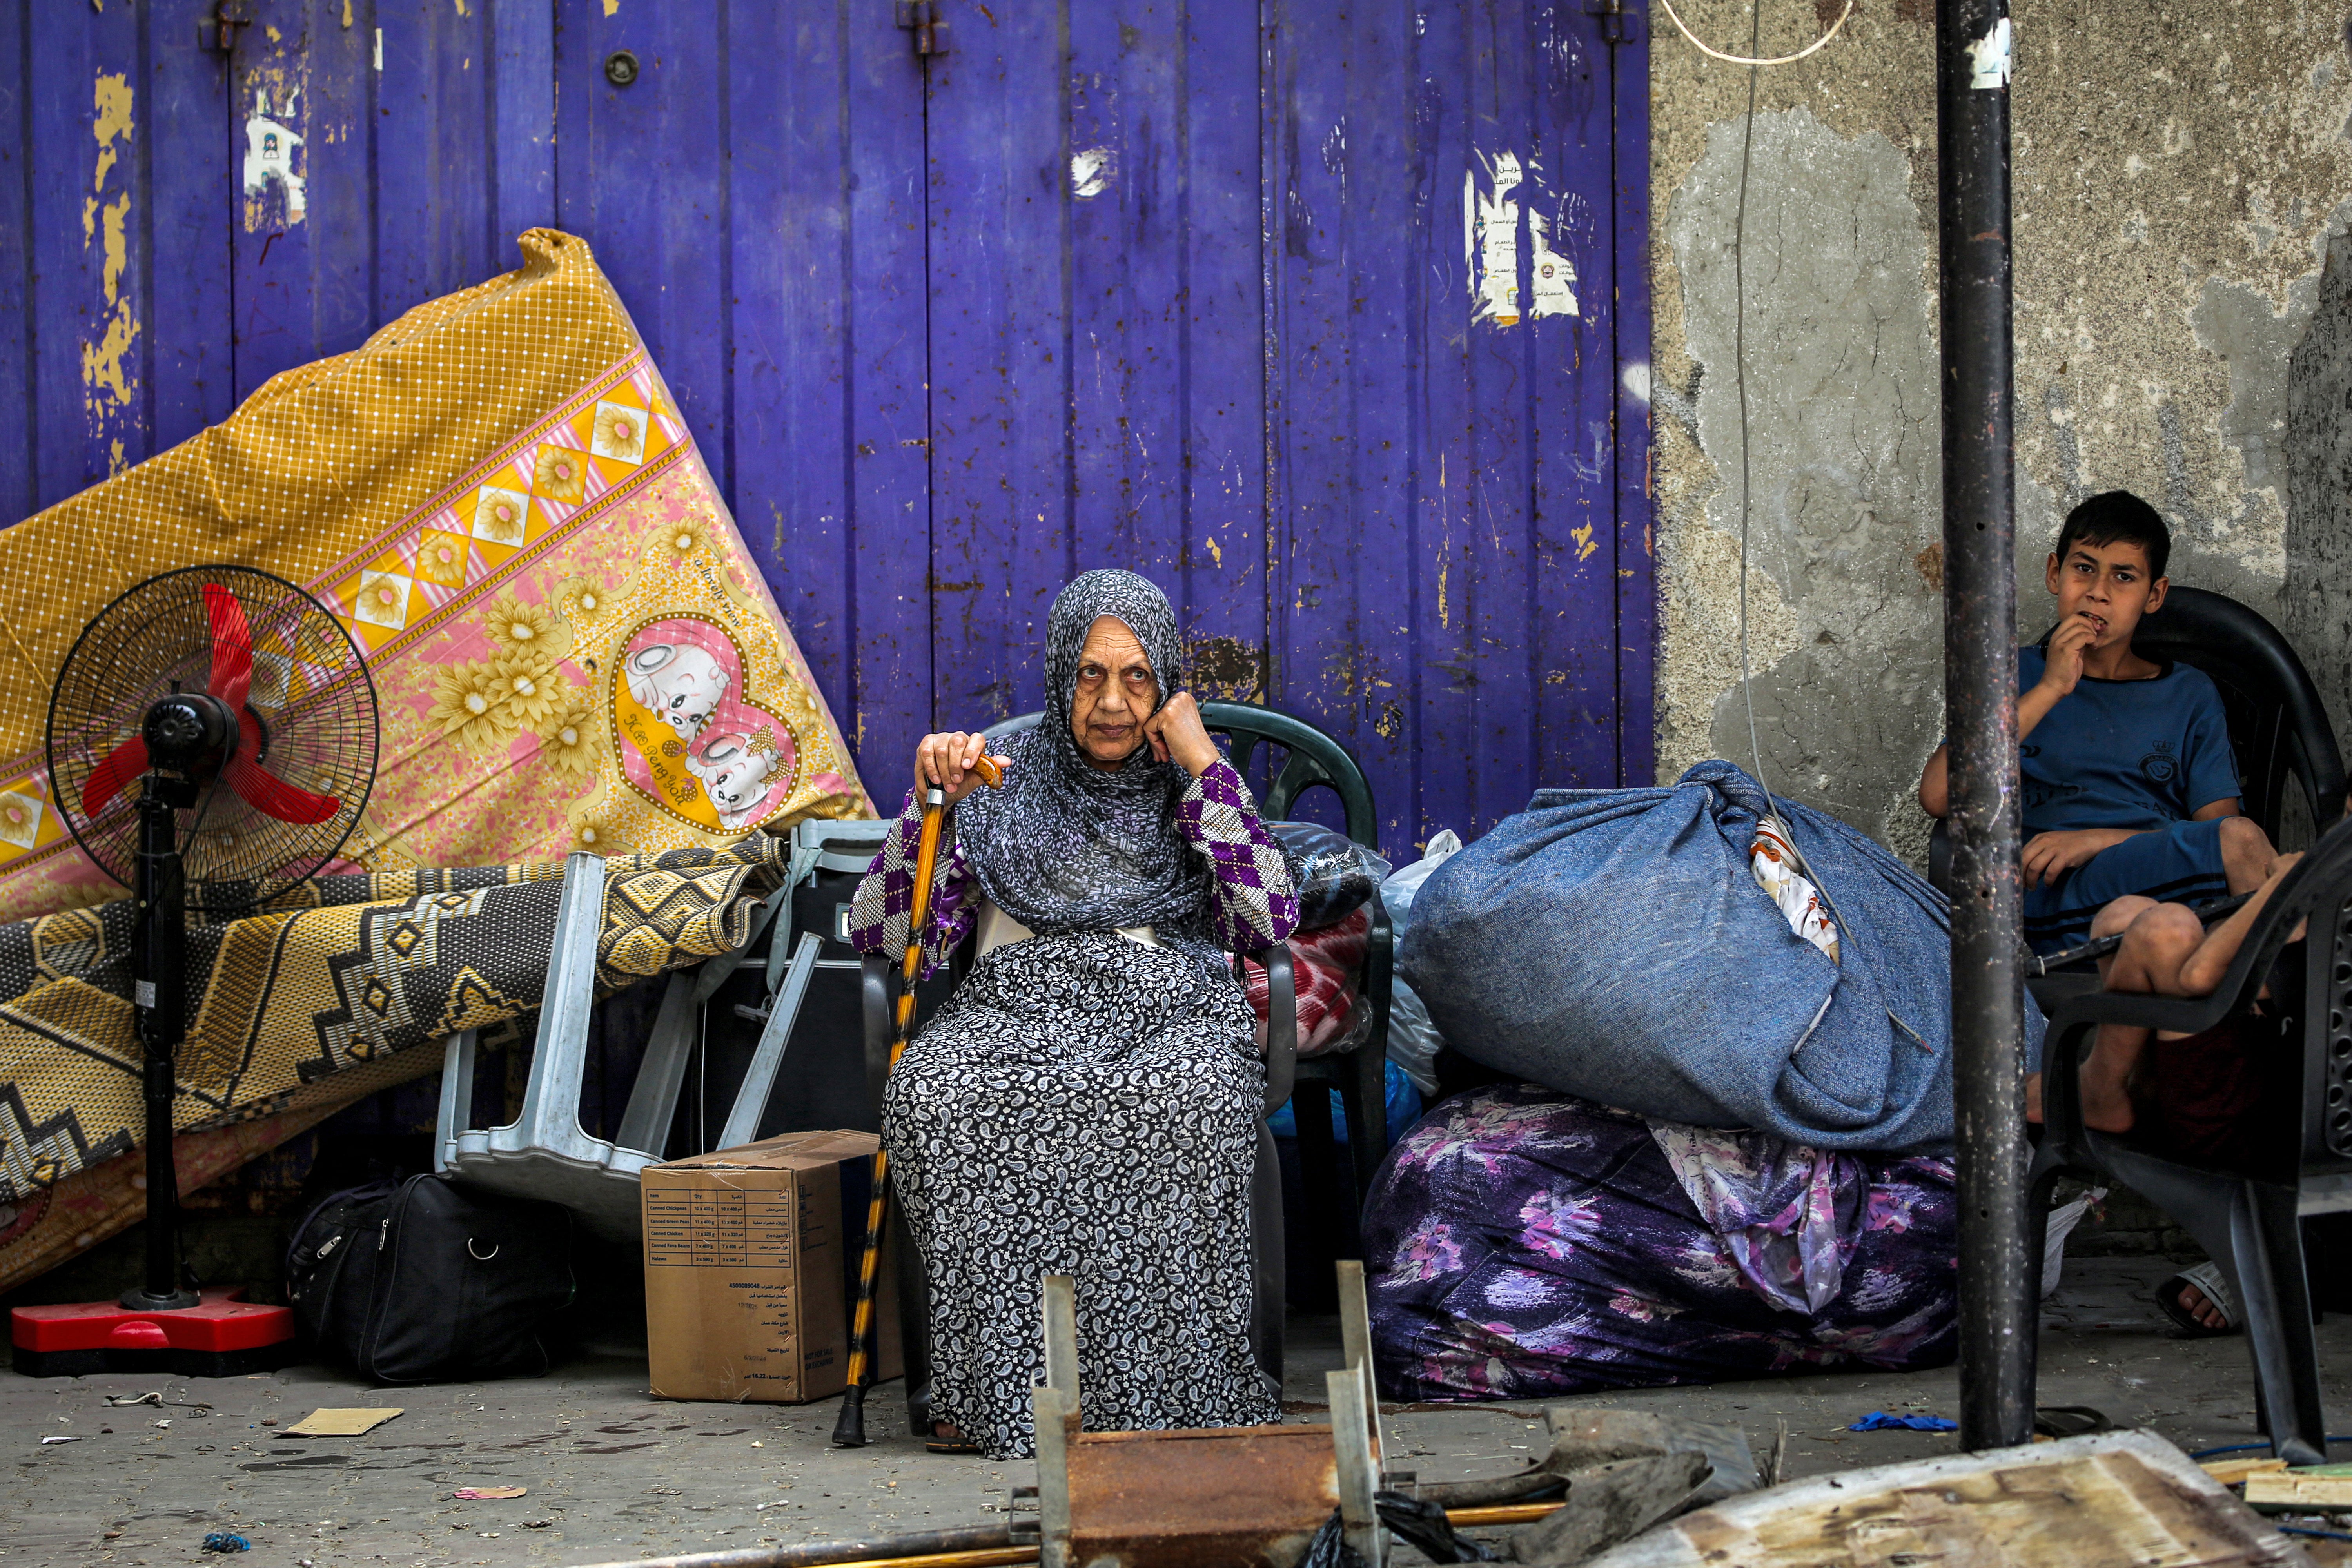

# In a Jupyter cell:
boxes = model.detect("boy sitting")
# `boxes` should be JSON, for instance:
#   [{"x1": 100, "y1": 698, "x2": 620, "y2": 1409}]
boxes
[{"x1": 1918, "y1": 490, "x2": 2274, "y2": 953}]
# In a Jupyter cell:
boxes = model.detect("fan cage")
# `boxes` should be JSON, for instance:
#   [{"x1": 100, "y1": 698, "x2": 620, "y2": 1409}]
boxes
[{"x1": 46, "y1": 565, "x2": 379, "y2": 912}]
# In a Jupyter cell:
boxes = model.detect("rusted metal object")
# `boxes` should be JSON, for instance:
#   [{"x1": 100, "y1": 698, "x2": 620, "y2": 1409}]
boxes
[
  {"x1": 1065, "y1": 1424, "x2": 1347, "y2": 1567},
  {"x1": 1027, "y1": 1263, "x2": 1385, "y2": 1568}
]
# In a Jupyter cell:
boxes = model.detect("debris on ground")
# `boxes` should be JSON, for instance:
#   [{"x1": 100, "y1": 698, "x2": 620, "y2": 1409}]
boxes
[
  {"x1": 105, "y1": 1390, "x2": 212, "y2": 1412},
  {"x1": 199, "y1": 1532, "x2": 251, "y2": 1554},
  {"x1": 453, "y1": 1486, "x2": 529, "y2": 1500},
  {"x1": 1577, "y1": 1431, "x2": 2307, "y2": 1567},
  {"x1": 2245, "y1": 1473, "x2": 2352, "y2": 1512},
  {"x1": 281, "y1": 1407, "x2": 403, "y2": 1437},
  {"x1": 1846, "y1": 1410, "x2": 1959, "y2": 1432}
]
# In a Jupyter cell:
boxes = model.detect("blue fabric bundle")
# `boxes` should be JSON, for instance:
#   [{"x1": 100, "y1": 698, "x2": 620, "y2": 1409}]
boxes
[{"x1": 1399, "y1": 761, "x2": 2044, "y2": 1152}]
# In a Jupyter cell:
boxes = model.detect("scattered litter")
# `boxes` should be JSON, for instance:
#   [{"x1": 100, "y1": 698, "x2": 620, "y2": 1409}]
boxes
[
  {"x1": 453, "y1": 1487, "x2": 528, "y2": 1501},
  {"x1": 155, "y1": 1419, "x2": 171, "y2": 1429},
  {"x1": 2245, "y1": 1472, "x2": 2352, "y2": 1511},
  {"x1": 283, "y1": 1408, "x2": 403, "y2": 1438},
  {"x1": 1848, "y1": 1411, "x2": 1958, "y2": 1433},
  {"x1": 200, "y1": 1533, "x2": 251, "y2": 1554},
  {"x1": 238, "y1": 1454, "x2": 350, "y2": 1472},
  {"x1": 1592, "y1": 1433, "x2": 2290, "y2": 1564},
  {"x1": 38, "y1": 1434, "x2": 80, "y2": 1445},
  {"x1": 521, "y1": 1521, "x2": 553, "y2": 1529},
  {"x1": 2201, "y1": 1457, "x2": 2289, "y2": 1486},
  {"x1": 107, "y1": 1390, "x2": 211, "y2": 1412}
]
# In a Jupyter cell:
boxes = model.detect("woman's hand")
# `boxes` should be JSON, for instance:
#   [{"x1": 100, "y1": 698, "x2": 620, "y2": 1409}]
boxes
[
  {"x1": 915, "y1": 732, "x2": 1012, "y2": 805},
  {"x1": 1142, "y1": 693, "x2": 1221, "y2": 777}
]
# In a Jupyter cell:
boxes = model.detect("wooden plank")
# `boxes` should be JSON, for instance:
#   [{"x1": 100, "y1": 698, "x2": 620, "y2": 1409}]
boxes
[
  {"x1": 145, "y1": 2, "x2": 238, "y2": 460},
  {"x1": 836, "y1": 11, "x2": 938, "y2": 790},
  {"x1": 25, "y1": 1, "x2": 146, "y2": 508},
  {"x1": 1398, "y1": 0, "x2": 1479, "y2": 850},
  {"x1": 924, "y1": 1, "x2": 1076, "y2": 732},
  {"x1": 488, "y1": 0, "x2": 556, "y2": 247},
  {"x1": 2205, "y1": 1458, "x2": 2292, "y2": 1486},
  {"x1": 0, "y1": 0, "x2": 35, "y2": 523},
  {"x1": 375, "y1": 0, "x2": 494, "y2": 320},
  {"x1": 2244, "y1": 1471, "x2": 2352, "y2": 1510},
  {"x1": 1264, "y1": 0, "x2": 1417, "y2": 847},
  {"x1": 554, "y1": 0, "x2": 730, "y2": 495},
  {"x1": 1610, "y1": 7, "x2": 1655, "y2": 788},
  {"x1": 726, "y1": 0, "x2": 855, "y2": 734},
  {"x1": 232, "y1": 1, "x2": 328, "y2": 398},
  {"x1": 1175, "y1": 0, "x2": 1270, "y2": 716},
  {"x1": 1526, "y1": 0, "x2": 1623, "y2": 798}
]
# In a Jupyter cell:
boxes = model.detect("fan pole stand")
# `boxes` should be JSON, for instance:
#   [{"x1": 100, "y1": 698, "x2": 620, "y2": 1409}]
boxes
[
  {"x1": 12, "y1": 719, "x2": 298, "y2": 1376},
  {"x1": 126, "y1": 779, "x2": 200, "y2": 1312}
]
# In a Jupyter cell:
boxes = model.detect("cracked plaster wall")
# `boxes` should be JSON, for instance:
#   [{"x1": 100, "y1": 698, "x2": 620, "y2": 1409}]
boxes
[{"x1": 1650, "y1": 1, "x2": 2352, "y2": 857}]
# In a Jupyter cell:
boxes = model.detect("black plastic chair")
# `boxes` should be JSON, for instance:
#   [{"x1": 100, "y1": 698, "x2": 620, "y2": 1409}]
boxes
[
  {"x1": 2027, "y1": 815, "x2": 2352, "y2": 1463},
  {"x1": 1929, "y1": 585, "x2": 2348, "y2": 895}
]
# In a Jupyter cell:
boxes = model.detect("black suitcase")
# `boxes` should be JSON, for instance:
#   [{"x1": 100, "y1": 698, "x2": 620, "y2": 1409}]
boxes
[{"x1": 285, "y1": 1174, "x2": 575, "y2": 1383}]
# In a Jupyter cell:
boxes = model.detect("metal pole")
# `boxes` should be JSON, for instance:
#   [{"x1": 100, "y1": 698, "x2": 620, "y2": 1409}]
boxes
[
  {"x1": 1938, "y1": 0, "x2": 2030, "y2": 1450},
  {"x1": 126, "y1": 784, "x2": 198, "y2": 1311}
]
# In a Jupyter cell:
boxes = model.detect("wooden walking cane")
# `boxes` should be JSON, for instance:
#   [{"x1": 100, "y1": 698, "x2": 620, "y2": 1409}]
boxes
[{"x1": 833, "y1": 752, "x2": 1004, "y2": 1448}]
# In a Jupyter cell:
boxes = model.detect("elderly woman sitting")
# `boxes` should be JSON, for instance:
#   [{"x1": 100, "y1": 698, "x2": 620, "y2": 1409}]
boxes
[{"x1": 849, "y1": 570, "x2": 1300, "y2": 1458}]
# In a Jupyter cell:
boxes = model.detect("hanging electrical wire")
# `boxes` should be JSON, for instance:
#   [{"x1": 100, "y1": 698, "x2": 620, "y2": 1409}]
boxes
[{"x1": 1657, "y1": 0, "x2": 1853, "y2": 67}]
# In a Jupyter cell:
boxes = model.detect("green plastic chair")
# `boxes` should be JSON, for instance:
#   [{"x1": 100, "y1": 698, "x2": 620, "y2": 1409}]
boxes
[{"x1": 981, "y1": 700, "x2": 1397, "y2": 1270}]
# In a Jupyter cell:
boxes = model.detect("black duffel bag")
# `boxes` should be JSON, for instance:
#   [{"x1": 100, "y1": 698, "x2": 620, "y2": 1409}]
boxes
[{"x1": 285, "y1": 1174, "x2": 575, "y2": 1383}]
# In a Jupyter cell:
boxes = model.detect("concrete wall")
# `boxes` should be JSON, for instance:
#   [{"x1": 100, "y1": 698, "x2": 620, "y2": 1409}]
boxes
[{"x1": 1650, "y1": 1, "x2": 2352, "y2": 854}]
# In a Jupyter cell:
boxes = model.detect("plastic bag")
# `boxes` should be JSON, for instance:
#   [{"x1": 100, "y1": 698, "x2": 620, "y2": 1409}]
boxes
[
  {"x1": 1246, "y1": 906, "x2": 1370, "y2": 1056},
  {"x1": 1373, "y1": 831, "x2": 1462, "y2": 1094},
  {"x1": 1269, "y1": 820, "x2": 1393, "y2": 930},
  {"x1": 1269, "y1": 1058, "x2": 1425, "y2": 1144},
  {"x1": 1402, "y1": 763, "x2": 2040, "y2": 1149}
]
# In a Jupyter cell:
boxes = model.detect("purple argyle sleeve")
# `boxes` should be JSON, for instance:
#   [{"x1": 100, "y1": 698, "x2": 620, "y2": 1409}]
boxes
[
  {"x1": 848, "y1": 788, "x2": 978, "y2": 978},
  {"x1": 1179, "y1": 759, "x2": 1300, "y2": 952}
]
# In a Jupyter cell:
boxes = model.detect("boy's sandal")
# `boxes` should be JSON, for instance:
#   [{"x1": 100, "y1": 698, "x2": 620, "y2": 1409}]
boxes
[
  {"x1": 2032, "y1": 1405, "x2": 2118, "y2": 1439},
  {"x1": 2155, "y1": 1260, "x2": 2241, "y2": 1337},
  {"x1": 926, "y1": 1422, "x2": 981, "y2": 1455}
]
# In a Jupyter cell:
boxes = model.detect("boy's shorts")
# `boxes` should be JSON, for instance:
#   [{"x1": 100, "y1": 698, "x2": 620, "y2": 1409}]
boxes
[{"x1": 2022, "y1": 817, "x2": 2230, "y2": 955}]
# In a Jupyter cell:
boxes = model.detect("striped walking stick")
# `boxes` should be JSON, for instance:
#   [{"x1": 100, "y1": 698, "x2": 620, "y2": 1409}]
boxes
[{"x1": 833, "y1": 753, "x2": 1002, "y2": 1448}]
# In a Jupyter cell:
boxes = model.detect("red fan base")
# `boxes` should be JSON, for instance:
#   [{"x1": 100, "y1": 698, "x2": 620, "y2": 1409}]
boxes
[{"x1": 11, "y1": 1288, "x2": 296, "y2": 1377}]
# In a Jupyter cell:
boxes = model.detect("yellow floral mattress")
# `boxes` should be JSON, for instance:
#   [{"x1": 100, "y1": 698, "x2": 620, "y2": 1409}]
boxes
[{"x1": 0, "y1": 228, "x2": 869, "y2": 924}]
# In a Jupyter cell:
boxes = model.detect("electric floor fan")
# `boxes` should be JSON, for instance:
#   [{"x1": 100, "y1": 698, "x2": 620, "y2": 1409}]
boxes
[{"x1": 12, "y1": 565, "x2": 376, "y2": 1375}]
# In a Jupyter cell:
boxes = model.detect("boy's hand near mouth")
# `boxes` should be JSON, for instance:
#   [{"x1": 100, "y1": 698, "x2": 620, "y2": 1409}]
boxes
[{"x1": 2024, "y1": 610, "x2": 2105, "y2": 722}]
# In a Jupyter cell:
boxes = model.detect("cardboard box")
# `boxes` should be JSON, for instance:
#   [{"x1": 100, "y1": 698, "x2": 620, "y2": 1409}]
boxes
[{"x1": 641, "y1": 1129, "x2": 902, "y2": 1404}]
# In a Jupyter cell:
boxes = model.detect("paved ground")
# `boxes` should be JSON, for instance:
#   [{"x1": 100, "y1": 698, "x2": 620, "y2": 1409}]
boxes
[{"x1": 3, "y1": 1258, "x2": 2342, "y2": 1568}]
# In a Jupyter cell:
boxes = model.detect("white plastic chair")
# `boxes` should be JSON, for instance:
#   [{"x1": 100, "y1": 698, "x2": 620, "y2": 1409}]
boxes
[{"x1": 434, "y1": 851, "x2": 822, "y2": 1240}]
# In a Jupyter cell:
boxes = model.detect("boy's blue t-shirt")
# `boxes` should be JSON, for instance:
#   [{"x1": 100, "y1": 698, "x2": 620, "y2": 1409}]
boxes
[{"x1": 2017, "y1": 642, "x2": 2239, "y2": 834}]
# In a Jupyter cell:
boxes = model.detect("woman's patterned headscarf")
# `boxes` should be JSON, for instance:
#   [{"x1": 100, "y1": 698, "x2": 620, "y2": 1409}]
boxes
[{"x1": 955, "y1": 570, "x2": 1215, "y2": 942}]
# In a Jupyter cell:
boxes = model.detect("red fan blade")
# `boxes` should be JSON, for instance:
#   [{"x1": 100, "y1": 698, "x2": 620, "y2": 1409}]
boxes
[
  {"x1": 203, "y1": 583, "x2": 255, "y2": 714},
  {"x1": 80, "y1": 735, "x2": 149, "y2": 818},
  {"x1": 222, "y1": 748, "x2": 340, "y2": 825}
]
